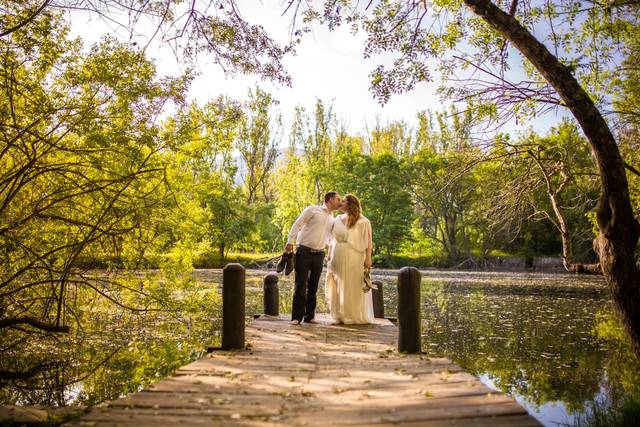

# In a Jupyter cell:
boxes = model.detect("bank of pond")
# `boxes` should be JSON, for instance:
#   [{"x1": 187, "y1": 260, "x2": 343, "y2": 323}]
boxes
[{"x1": 1, "y1": 269, "x2": 639, "y2": 426}]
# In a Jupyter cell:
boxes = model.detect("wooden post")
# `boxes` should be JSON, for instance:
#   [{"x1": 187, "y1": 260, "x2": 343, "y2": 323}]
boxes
[
  {"x1": 397, "y1": 267, "x2": 421, "y2": 354},
  {"x1": 263, "y1": 274, "x2": 279, "y2": 316},
  {"x1": 222, "y1": 263, "x2": 245, "y2": 350},
  {"x1": 372, "y1": 280, "x2": 384, "y2": 318}
]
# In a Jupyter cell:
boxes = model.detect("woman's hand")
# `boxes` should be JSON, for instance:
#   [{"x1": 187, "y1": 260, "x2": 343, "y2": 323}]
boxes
[{"x1": 364, "y1": 259, "x2": 372, "y2": 269}]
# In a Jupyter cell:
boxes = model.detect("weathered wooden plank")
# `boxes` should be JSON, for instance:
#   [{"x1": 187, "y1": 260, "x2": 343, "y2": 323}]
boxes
[
  {"x1": 77, "y1": 400, "x2": 528, "y2": 425},
  {"x1": 68, "y1": 314, "x2": 540, "y2": 426},
  {"x1": 0, "y1": 405, "x2": 83, "y2": 425},
  {"x1": 349, "y1": 414, "x2": 543, "y2": 427}
]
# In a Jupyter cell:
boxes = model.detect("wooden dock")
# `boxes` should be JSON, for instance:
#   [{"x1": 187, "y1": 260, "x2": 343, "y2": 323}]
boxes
[{"x1": 69, "y1": 314, "x2": 540, "y2": 426}]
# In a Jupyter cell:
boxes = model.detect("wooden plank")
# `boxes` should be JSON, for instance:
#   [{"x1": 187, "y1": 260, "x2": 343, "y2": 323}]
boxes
[{"x1": 68, "y1": 314, "x2": 540, "y2": 426}]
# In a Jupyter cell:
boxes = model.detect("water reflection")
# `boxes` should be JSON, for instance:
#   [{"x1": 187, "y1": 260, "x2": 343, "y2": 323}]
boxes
[
  {"x1": 0, "y1": 270, "x2": 307, "y2": 408},
  {"x1": 379, "y1": 270, "x2": 639, "y2": 427},
  {"x1": 1, "y1": 269, "x2": 638, "y2": 427}
]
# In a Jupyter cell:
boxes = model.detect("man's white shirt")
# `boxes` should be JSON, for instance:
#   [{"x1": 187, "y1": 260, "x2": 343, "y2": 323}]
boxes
[{"x1": 287, "y1": 205, "x2": 334, "y2": 251}]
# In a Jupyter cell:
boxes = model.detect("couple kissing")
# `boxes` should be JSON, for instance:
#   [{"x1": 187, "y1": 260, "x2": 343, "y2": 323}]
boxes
[{"x1": 284, "y1": 191, "x2": 374, "y2": 326}]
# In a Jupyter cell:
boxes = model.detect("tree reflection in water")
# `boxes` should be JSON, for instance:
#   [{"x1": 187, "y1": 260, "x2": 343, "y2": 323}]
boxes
[
  {"x1": 0, "y1": 270, "x2": 303, "y2": 407},
  {"x1": 384, "y1": 270, "x2": 640, "y2": 424}
]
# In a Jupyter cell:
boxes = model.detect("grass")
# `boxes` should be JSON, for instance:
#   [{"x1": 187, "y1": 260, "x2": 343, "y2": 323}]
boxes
[
  {"x1": 194, "y1": 252, "x2": 280, "y2": 269},
  {"x1": 575, "y1": 394, "x2": 640, "y2": 427},
  {"x1": 373, "y1": 253, "x2": 447, "y2": 269},
  {"x1": 75, "y1": 249, "x2": 540, "y2": 271}
]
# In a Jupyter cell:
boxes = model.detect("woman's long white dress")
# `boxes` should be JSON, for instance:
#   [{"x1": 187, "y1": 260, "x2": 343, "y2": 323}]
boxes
[{"x1": 325, "y1": 215, "x2": 374, "y2": 324}]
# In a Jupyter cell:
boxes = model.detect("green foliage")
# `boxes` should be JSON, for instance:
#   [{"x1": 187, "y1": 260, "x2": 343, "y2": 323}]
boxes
[
  {"x1": 486, "y1": 120, "x2": 600, "y2": 263},
  {"x1": 0, "y1": 0, "x2": 293, "y2": 85},
  {"x1": 327, "y1": 146, "x2": 414, "y2": 256},
  {"x1": 301, "y1": 0, "x2": 640, "y2": 124},
  {"x1": 272, "y1": 151, "x2": 317, "y2": 243},
  {"x1": 0, "y1": 11, "x2": 189, "y2": 346},
  {"x1": 574, "y1": 310, "x2": 640, "y2": 426},
  {"x1": 407, "y1": 109, "x2": 485, "y2": 263},
  {"x1": 576, "y1": 395, "x2": 640, "y2": 427},
  {"x1": 614, "y1": 27, "x2": 640, "y2": 231}
]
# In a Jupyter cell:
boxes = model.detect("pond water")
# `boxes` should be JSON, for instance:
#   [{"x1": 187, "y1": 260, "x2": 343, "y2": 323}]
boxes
[
  {"x1": 1, "y1": 269, "x2": 638, "y2": 427},
  {"x1": 394, "y1": 270, "x2": 640, "y2": 426}
]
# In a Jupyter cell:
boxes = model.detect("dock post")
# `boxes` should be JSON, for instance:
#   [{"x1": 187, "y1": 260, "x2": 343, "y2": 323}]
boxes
[
  {"x1": 222, "y1": 263, "x2": 245, "y2": 350},
  {"x1": 263, "y1": 274, "x2": 279, "y2": 316},
  {"x1": 397, "y1": 267, "x2": 421, "y2": 353},
  {"x1": 372, "y1": 280, "x2": 384, "y2": 318}
]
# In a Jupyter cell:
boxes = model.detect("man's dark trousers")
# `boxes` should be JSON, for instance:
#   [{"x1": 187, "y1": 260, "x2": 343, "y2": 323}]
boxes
[{"x1": 291, "y1": 245, "x2": 324, "y2": 322}]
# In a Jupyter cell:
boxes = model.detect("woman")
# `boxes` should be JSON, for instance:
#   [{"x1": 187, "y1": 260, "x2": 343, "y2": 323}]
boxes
[{"x1": 325, "y1": 194, "x2": 374, "y2": 325}]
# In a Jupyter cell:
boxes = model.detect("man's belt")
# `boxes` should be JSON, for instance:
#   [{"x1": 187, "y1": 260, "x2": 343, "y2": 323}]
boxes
[{"x1": 297, "y1": 245, "x2": 325, "y2": 254}]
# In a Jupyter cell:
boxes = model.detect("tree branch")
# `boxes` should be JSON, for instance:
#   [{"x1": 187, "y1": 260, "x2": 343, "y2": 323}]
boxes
[
  {"x1": 625, "y1": 161, "x2": 640, "y2": 178},
  {"x1": 0, "y1": 316, "x2": 69, "y2": 332},
  {"x1": 0, "y1": 0, "x2": 50, "y2": 38}
]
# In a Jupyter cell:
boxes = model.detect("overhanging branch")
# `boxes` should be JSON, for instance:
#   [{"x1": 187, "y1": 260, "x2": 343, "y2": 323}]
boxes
[{"x1": 0, "y1": 316, "x2": 69, "y2": 332}]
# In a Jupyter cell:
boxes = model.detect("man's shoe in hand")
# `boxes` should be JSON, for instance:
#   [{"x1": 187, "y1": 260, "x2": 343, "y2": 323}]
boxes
[
  {"x1": 285, "y1": 253, "x2": 295, "y2": 275},
  {"x1": 276, "y1": 252, "x2": 289, "y2": 273}
]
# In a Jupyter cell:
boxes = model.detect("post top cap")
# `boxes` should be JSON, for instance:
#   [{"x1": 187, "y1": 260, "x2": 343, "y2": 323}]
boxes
[{"x1": 223, "y1": 263, "x2": 245, "y2": 271}]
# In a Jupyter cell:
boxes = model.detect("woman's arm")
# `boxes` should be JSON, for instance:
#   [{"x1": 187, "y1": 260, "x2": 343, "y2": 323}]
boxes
[{"x1": 364, "y1": 220, "x2": 373, "y2": 268}]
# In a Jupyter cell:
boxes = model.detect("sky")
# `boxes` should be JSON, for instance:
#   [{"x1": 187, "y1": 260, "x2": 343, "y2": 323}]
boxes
[{"x1": 68, "y1": 0, "x2": 564, "y2": 142}]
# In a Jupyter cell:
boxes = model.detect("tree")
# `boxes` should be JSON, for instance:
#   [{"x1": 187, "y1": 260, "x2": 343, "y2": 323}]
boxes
[
  {"x1": 161, "y1": 96, "x2": 258, "y2": 261},
  {"x1": 205, "y1": 183, "x2": 255, "y2": 259},
  {"x1": 368, "y1": 118, "x2": 414, "y2": 157},
  {"x1": 613, "y1": 29, "x2": 640, "y2": 222},
  {"x1": 272, "y1": 151, "x2": 317, "y2": 244},
  {"x1": 271, "y1": 100, "x2": 339, "y2": 247},
  {"x1": 285, "y1": 0, "x2": 640, "y2": 355},
  {"x1": 291, "y1": 99, "x2": 337, "y2": 203},
  {"x1": 527, "y1": 122, "x2": 600, "y2": 273},
  {"x1": 0, "y1": 13, "x2": 187, "y2": 379},
  {"x1": 329, "y1": 146, "x2": 414, "y2": 257},
  {"x1": 408, "y1": 109, "x2": 480, "y2": 264},
  {"x1": 486, "y1": 121, "x2": 601, "y2": 272},
  {"x1": 236, "y1": 86, "x2": 280, "y2": 205}
]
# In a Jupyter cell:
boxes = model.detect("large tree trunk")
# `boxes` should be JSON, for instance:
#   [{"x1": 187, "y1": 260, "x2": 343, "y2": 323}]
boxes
[{"x1": 464, "y1": 0, "x2": 640, "y2": 354}]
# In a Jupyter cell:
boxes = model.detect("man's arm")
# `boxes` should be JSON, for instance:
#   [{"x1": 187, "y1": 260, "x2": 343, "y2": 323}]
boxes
[{"x1": 284, "y1": 206, "x2": 313, "y2": 252}]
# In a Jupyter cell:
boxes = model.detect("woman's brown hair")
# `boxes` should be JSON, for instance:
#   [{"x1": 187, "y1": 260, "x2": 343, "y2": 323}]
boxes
[{"x1": 344, "y1": 194, "x2": 362, "y2": 228}]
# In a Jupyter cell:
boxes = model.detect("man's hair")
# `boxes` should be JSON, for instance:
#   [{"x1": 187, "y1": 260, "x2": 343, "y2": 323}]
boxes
[{"x1": 324, "y1": 191, "x2": 338, "y2": 203}]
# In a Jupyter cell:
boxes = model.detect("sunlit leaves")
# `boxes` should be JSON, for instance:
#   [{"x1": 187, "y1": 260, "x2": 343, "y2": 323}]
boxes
[
  {"x1": 0, "y1": 13, "x2": 190, "y2": 377},
  {"x1": 407, "y1": 108, "x2": 482, "y2": 262},
  {"x1": 328, "y1": 147, "x2": 414, "y2": 256},
  {"x1": 195, "y1": 12, "x2": 293, "y2": 85}
]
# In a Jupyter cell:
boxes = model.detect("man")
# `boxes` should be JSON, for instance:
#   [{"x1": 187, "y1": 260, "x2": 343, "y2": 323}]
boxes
[{"x1": 285, "y1": 191, "x2": 342, "y2": 325}]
